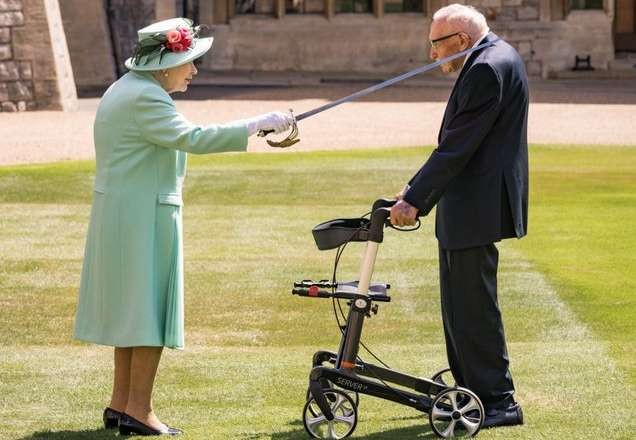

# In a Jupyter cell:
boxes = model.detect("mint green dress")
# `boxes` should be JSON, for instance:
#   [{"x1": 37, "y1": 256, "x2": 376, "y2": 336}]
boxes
[{"x1": 74, "y1": 71, "x2": 248, "y2": 349}]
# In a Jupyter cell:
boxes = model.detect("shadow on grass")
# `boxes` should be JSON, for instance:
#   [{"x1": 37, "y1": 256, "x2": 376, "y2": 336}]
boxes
[
  {"x1": 245, "y1": 416, "x2": 437, "y2": 439},
  {"x1": 18, "y1": 428, "x2": 116, "y2": 440}
]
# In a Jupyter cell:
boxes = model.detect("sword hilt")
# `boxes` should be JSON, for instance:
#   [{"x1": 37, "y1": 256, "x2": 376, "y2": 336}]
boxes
[
  {"x1": 258, "y1": 109, "x2": 297, "y2": 138},
  {"x1": 257, "y1": 129, "x2": 274, "y2": 137},
  {"x1": 259, "y1": 109, "x2": 300, "y2": 148}
]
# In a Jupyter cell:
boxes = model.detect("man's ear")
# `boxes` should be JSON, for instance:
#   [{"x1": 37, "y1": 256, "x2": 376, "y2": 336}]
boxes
[{"x1": 460, "y1": 32, "x2": 472, "y2": 50}]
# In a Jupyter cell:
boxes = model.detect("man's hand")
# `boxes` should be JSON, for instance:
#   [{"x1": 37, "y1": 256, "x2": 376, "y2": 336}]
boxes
[{"x1": 390, "y1": 199, "x2": 418, "y2": 227}]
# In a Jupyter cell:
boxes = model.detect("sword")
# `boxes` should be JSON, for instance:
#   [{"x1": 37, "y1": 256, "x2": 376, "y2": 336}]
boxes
[{"x1": 259, "y1": 38, "x2": 499, "y2": 148}]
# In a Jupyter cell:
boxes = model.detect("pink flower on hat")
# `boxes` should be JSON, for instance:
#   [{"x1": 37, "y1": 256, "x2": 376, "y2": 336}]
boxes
[
  {"x1": 165, "y1": 27, "x2": 192, "y2": 52},
  {"x1": 166, "y1": 30, "x2": 182, "y2": 44},
  {"x1": 170, "y1": 42, "x2": 185, "y2": 52},
  {"x1": 179, "y1": 27, "x2": 192, "y2": 42},
  {"x1": 131, "y1": 21, "x2": 200, "y2": 66}
]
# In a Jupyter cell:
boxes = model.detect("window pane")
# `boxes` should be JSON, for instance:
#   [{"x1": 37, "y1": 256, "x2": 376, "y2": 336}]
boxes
[
  {"x1": 336, "y1": 0, "x2": 372, "y2": 13},
  {"x1": 286, "y1": 0, "x2": 325, "y2": 13},
  {"x1": 385, "y1": 0, "x2": 423, "y2": 13},
  {"x1": 570, "y1": 0, "x2": 604, "y2": 9},
  {"x1": 237, "y1": 0, "x2": 255, "y2": 13},
  {"x1": 237, "y1": 0, "x2": 276, "y2": 14}
]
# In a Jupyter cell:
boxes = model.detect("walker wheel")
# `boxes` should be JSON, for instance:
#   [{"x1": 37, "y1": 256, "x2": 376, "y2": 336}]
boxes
[
  {"x1": 306, "y1": 384, "x2": 359, "y2": 417},
  {"x1": 429, "y1": 387, "x2": 484, "y2": 438},
  {"x1": 303, "y1": 388, "x2": 358, "y2": 439},
  {"x1": 431, "y1": 368, "x2": 455, "y2": 387}
]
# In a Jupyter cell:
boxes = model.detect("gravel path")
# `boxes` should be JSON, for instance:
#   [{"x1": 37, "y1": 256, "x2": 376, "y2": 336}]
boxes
[{"x1": 1, "y1": 79, "x2": 635, "y2": 166}]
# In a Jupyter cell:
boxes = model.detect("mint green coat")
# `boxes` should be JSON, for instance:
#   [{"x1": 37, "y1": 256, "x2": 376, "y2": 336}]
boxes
[{"x1": 74, "y1": 71, "x2": 248, "y2": 349}]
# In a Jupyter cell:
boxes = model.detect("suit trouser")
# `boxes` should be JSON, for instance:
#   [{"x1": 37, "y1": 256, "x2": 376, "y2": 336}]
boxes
[{"x1": 438, "y1": 243, "x2": 515, "y2": 409}]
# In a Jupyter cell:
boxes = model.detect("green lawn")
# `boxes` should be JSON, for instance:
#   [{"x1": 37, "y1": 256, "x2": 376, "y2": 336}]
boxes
[
  {"x1": 517, "y1": 146, "x2": 636, "y2": 387},
  {"x1": 0, "y1": 146, "x2": 634, "y2": 439}
]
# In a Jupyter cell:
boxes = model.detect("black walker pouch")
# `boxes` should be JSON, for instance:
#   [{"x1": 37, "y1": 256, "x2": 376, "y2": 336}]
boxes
[{"x1": 312, "y1": 218, "x2": 370, "y2": 250}]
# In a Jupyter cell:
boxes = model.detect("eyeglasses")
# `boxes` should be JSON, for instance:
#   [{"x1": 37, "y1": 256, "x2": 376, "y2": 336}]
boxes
[{"x1": 430, "y1": 32, "x2": 461, "y2": 48}]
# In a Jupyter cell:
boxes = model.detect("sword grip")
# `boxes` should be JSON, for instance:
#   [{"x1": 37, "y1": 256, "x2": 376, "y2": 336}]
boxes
[{"x1": 257, "y1": 129, "x2": 274, "y2": 137}]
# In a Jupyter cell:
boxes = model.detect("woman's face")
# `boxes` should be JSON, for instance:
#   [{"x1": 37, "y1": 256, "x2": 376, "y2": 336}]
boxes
[{"x1": 159, "y1": 62, "x2": 198, "y2": 93}]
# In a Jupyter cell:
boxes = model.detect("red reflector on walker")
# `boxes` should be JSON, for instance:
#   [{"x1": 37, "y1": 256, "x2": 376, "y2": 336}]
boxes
[
  {"x1": 308, "y1": 285, "x2": 319, "y2": 296},
  {"x1": 341, "y1": 361, "x2": 356, "y2": 369}
]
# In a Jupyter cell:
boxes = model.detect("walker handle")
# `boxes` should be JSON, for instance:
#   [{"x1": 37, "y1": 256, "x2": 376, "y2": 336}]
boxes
[
  {"x1": 368, "y1": 198, "x2": 423, "y2": 241},
  {"x1": 368, "y1": 206, "x2": 392, "y2": 243},
  {"x1": 371, "y1": 198, "x2": 398, "y2": 211}
]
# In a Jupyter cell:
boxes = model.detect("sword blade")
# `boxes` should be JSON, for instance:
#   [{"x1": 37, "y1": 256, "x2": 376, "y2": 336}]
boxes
[{"x1": 295, "y1": 39, "x2": 499, "y2": 122}]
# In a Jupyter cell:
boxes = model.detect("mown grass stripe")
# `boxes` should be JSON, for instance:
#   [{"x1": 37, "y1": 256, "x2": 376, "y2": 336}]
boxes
[{"x1": 1, "y1": 146, "x2": 634, "y2": 439}]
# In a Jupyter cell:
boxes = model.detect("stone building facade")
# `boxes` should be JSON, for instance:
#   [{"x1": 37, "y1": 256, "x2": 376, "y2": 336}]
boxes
[
  {"x1": 57, "y1": 0, "x2": 632, "y2": 90},
  {"x1": 0, "y1": 0, "x2": 77, "y2": 112},
  {"x1": 2, "y1": 0, "x2": 635, "y2": 111},
  {"x1": 198, "y1": 0, "x2": 619, "y2": 77}
]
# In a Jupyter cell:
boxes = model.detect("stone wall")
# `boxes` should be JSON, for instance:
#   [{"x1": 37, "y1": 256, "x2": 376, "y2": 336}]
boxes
[
  {"x1": 200, "y1": 5, "x2": 614, "y2": 78},
  {"x1": 532, "y1": 10, "x2": 614, "y2": 75},
  {"x1": 203, "y1": 14, "x2": 430, "y2": 74},
  {"x1": 0, "y1": 0, "x2": 32, "y2": 111},
  {"x1": 45, "y1": 0, "x2": 616, "y2": 91},
  {"x1": 0, "y1": 0, "x2": 77, "y2": 112},
  {"x1": 471, "y1": 0, "x2": 541, "y2": 21}
]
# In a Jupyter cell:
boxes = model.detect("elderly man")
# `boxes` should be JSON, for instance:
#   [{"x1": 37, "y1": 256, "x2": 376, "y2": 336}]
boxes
[{"x1": 390, "y1": 4, "x2": 528, "y2": 429}]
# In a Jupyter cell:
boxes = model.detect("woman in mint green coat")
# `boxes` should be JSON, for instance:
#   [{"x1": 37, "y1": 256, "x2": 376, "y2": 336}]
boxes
[{"x1": 74, "y1": 18, "x2": 293, "y2": 436}]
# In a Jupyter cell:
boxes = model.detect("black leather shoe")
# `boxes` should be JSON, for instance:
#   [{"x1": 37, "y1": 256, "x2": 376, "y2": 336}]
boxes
[
  {"x1": 119, "y1": 413, "x2": 183, "y2": 436},
  {"x1": 481, "y1": 403, "x2": 524, "y2": 429},
  {"x1": 103, "y1": 407, "x2": 122, "y2": 429}
]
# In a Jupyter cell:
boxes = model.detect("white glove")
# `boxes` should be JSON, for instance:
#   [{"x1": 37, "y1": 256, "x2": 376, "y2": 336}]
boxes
[{"x1": 245, "y1": 111, "x2": 295, "y2": 136}]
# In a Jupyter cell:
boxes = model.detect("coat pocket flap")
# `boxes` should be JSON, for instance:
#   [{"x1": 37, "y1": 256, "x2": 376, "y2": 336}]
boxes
[{"x1": 158, "y1": 193, "x2": 183, "y2": 206}]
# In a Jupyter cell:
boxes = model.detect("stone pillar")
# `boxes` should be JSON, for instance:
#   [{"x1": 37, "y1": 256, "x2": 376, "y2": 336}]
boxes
[
  {"x1": 155, "y1": 0, "x2": 177, "y2": 20},
  {"x1": 539, "y1": 0, "x2": 551, "y2": 21},
  {"x1": 199, "y1": 0, "x2": 215, "y2": 23},
  {"x1": 1, "y1": 0, "x2": 78, "y2": 111},
  {"x1": 58, "y1": 0, "x2": 117, "y2": 91}
]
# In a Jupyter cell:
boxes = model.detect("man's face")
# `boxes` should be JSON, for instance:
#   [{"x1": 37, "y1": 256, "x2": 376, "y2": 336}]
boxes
[{"x1": 429, "y1": 20, "x2": 471, "y2": 74}]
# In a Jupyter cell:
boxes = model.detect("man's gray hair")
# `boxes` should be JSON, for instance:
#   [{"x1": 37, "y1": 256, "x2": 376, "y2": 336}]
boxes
[{"x1": 433, "y1": 4, "x2": 489, "y2": 41}]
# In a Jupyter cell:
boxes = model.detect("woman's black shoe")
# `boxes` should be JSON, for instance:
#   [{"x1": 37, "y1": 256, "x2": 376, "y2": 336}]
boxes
[
  {"x1": 119, "y1": 413, "x2": 183, "y2": 436},
  {"x1": 103, "y1": 407, "x2": 123, "y2": 429}
]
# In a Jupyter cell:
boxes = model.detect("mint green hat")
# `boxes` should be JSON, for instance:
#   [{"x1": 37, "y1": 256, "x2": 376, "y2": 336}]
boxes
[{"x1": 124, "y1": 18, "x2": 213, "y2": 71}]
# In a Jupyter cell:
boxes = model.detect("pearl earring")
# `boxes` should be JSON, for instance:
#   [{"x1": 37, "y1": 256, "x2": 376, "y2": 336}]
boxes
[{"x1": 164, "y1": 72, "x2": 169, "y2": 78}]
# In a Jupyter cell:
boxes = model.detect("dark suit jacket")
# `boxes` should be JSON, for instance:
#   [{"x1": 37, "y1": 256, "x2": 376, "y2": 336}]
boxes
[{"x1": 403, "y1": 33, "x2": 529, "y2": 250}]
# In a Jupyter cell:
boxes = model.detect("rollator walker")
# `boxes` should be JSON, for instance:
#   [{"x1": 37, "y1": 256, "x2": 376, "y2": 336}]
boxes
[{"x1": 292, "y1": 199, "x2": 485, "y2": 439}]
